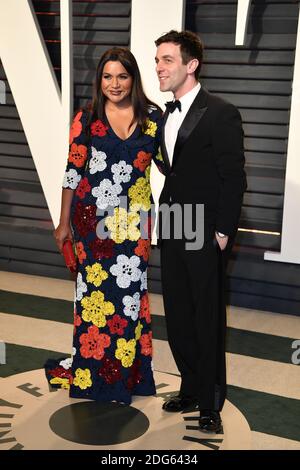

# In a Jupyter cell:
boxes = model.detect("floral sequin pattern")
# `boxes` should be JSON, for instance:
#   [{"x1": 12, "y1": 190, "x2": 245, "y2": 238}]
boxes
[
  {"x1": 140, "y1": 331, "x2": 153, "y2": 357},
  {"x1": 112, "y1": 160, "x2": 133, "y2": 184},
  {"x1": 89, "y1": 147, "x2": 107, "y2": 174},
  {"x1": 81, "y1": 291, "x2": 115, "y2": 327},
  {"x1": 122, "y1": 292, "x2": 140, "y2": 321},
  {"x1": 79, "y1": 325, "x2": 110, "y2": 360},
  {"x1": 45, "y1": 107, "x2": 162, "y2": 404},
  {"x1": 69, "y1": 111, "x2": 83, "y2": 144},
  {"x1": 128, "y1": 176, "x2": 151, "y2": 211},
  {"x1": 105, "y1": 208, "x2": 140, "y2": 244},
  {"x1": 76, "y1": 177, "x2": 91, "y2": 200},
  {"x1": 68, "y1": 143, "x2": 87, "y2": 168},
  {"x1": 92, "y1": 179, "x2": 122, "y2": 210},
  {"x1": 91, "y1": 119, "x2": 108, "y2": 137},
  {"x1": 115, "y1": 338, "x2": 136, "y2": 368},
  {"x1": 99, "y1": 357, "x2": 122, "y2": 384},
  {"x1": 110, "y1": 255, "x2": 141, "y2": 288},
  {"x1": 88, "y1": 238, "x2": 115, "y2": 260},
  {"x1": 107, "y1": 314, "x2": 128, "y2": 336},
  {"x1": 73, "y1": 202, "x2": 98, "y2": 237},
  {"x1": 76, "y1": 272, "x2": 87, "y2": 301},
  {"x1": 85, "y1": 262, "x2": 108, "y2": 287},
  {"x1": 63, "y1": 168, "x2": 82, "y2": 190},
  {"x1": 133, "y1": 151, "x2": 151, "y2": 172},
  {"x1": 127, "y1": 359, "x2": 143, "y2": 390},
  {"x1": 73, "y1": 368, "x2": 92, "y2": 390}
]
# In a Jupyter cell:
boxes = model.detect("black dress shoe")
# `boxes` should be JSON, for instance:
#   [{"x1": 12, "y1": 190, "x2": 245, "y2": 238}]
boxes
[
  {"x1": 199, "y1": 409, "x2": 222, "y2": 433},
  {"x1": 162, "y1": 395, "x2": 198, "y2": 412}
]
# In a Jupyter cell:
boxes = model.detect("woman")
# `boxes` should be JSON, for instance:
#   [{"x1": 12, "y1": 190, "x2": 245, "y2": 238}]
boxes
[{"x1": 45, "y1": 48, "x2": 164, "y2": 404}]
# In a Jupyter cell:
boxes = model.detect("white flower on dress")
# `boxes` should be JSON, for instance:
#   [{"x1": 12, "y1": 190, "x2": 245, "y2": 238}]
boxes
[
  {"x1": 59, "y1": 357, "x2": 73, "y2": 369},
  {"x1": 110, "y1": 254, "x2": 141, "y2": 288},
  {"x1": 76, "y1": 272, "x2": 87, "y2": 301},
  {"x1": 92, "y1": 179, "x2": 122, "y2": 210},
  {"x1": 147, "y1": 105, "x2": 157, "y2": 114},
  {"x1": 140, "y1": 271, "x2": 147, "y2": 291},
  {"x1": 89, "y1": 147, "x2": 107, "y2": 174},
  {"x1": 111, "y1": 160, "x2": 133, "y2": 184},
  {"x1": 62, "y1": 169, "x2": 81, "y2": 189},
  {"x1": 72, "y1": 347, "x2": 77, "y2": 357},
  {"x1": 122, "y1": 292, "x2": 141, "y2": 321}
]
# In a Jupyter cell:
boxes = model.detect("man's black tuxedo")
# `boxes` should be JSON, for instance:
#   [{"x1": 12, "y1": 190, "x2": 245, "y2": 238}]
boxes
[
  {"x1": 159, "y1": 87, "x2": 246, "y2": 411},
  {"x1": 159, "y1": 87, "x2": 246, "y2": 240}
]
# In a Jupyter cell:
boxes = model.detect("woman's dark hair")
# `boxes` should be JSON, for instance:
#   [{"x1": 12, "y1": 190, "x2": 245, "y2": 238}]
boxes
[{"x1": 85, "y1": 47, "x2": 159, "y2": 133}]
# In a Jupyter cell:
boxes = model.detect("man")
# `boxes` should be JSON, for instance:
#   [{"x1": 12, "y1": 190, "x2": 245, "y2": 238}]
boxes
[{"x1": 155, "y1": 30, "x2": 247, "y2": 433}]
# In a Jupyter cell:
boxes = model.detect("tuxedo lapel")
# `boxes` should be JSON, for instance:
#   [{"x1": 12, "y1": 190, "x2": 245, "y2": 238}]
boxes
[
  {"x1": 172, "y1": 88, "x2": 208, "y2": 168},
  {"x1": 160, "y1": 110, "x2": 171, "y2": 172}
]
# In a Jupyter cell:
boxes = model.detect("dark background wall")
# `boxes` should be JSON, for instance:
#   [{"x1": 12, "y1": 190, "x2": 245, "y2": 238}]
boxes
[
  {"x1": 1, "y1": 0, "x2": 300, "y2": 315},
  {"x1": 0, "y1": 0, "x2": 131, "y2": 279}
]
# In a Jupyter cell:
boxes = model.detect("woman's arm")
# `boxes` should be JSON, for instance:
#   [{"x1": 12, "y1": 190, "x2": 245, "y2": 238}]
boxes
[
  {"x1": 54, "y1": 109, "x2": 88, "y2": 252},
  {"x1": 54, "y1": 188, "x2": 74, "y2": 253}
]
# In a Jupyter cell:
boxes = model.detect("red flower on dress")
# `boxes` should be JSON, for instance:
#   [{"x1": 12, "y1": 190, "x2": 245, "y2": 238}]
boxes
[
  {"x1": 75, "y1": 177, "x2": 91, "y2": 200},
  {"x1": 73, "y1": 305, "x2": 82, "y2": 335},
  {"x1": 69, "y1": 111, "x2": 82, "y2": 144},
  {"x1": 107, "y1": 314, "x2": 128, "y2": 336},
  {"x1": 88, "y1": 238, "x2": 115, "y2": 260},
  {"x1": 79, "y1": 325, "x2": 110, "y2": 360},
  {"x1": 91, "y1": 119, "x2": 108, "y2": 137},
  {"x1": 48, "y1": 366, "x2": 73, "y2": 383},
  {"x1": 127, "y1": 359, "x2": 143, "y2": 390},
  {"x1": 73, "y1": 202, "x2": 97, "y2": 237},
  {"x1": 134, "y1": 239, "x2": 151, "y2": 262},
  {"x1": 68, "y1": 143, "x2": 87, "y2": 168},
  {"x1": 139, "y1": 294, "x2": 151, "y2": 324},
  {"x1": 99, "y1": 357, "x2": 122, "y2": 384},
  {"x1": 133, "y1": 151, "x2": 152, "y2": 172},
  {"x1": 142, "y1": 216, "x2": 153, "y2": 240},
  {"x1": 75, "y1": 241, "x2": 86, "y2": 264},
  {"x1": 140, "y1": 331, "x2": 153, "y2": 356}
]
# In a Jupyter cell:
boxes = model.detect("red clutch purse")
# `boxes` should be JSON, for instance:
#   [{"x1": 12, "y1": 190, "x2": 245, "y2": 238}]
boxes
[{"x1": 62, "y1": 239, "x2": 77, "y2": 273}]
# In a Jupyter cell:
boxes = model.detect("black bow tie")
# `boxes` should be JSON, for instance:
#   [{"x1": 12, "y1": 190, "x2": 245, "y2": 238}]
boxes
[{"x1": 165, "y1": 99, "x2": 182, "y2": 113}]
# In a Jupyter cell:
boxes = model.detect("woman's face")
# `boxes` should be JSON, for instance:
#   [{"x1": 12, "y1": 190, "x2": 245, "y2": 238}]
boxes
[{"x1": 101, "y1": 60, "x2": 133, "y2": 104}]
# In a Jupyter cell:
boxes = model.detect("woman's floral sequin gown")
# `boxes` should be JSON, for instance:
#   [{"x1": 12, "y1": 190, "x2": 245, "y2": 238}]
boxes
[{"x1": 45, "y1": 108, "x2": 163, "y2": 404}]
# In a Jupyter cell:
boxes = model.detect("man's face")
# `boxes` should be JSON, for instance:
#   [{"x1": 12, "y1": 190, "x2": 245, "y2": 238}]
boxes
[{"x1": 155, "y1": 42, "x2": 189, "y2": 94}]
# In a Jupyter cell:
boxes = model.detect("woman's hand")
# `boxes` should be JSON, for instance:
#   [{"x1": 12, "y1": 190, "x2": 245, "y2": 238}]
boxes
[
  {"x1": 54, "y1": 223, "x2": 73, "y2": 253},
  {"x1": 215, "y1": 232, "x2": 228, "y2": 251}
]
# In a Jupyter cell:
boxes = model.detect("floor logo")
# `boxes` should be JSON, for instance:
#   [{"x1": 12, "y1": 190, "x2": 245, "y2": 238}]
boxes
[{"x1": 0, "y1": 370, "x2": 251, "y2": 450}]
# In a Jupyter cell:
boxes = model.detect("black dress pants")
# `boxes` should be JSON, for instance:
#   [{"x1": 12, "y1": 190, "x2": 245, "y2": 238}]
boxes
[{"x1": 160, "y1": 238, "x2": 227, "y2": 411}]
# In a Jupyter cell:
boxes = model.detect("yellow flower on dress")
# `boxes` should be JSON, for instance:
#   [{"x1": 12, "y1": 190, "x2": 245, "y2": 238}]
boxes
[
  {"x1": 50, "y1": 377, "x2": 70, "y2": 390},
  {"x1": 85, "y1": 262, "x2": 108, "y2": 287},
  {"x1": 144, "y1": 119, "x2": 157, "y2": 137},
  {"x1": 105, "y1": 207, "x2": 140, "y2": 244},
  {"x1": 81, "y1": 291, "x2": 115, "y2": 327},
  {"x1": 115, "y1": 338, "x2": 136, "y2": 368},
  {"x1": 145, "y1": 165, "x2": 151, "y2": 181},
  {"x1": 128, "y1": 177, "x2": 151, "y2": 211},
  {"x1": 73, "y1": 368, "x2": 92, "y2": 390},
  {"x1": 135, "y1": 321, "x2": 143, "y2": 341},
  {"x1": 156, "y1": 149, "x2": 163, "y2": 162}
]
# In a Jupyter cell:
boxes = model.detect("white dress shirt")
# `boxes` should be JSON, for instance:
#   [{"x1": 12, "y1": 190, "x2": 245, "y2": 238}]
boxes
[{"x1": 165, "y1": 82, "x2": 201, "y2": 167}]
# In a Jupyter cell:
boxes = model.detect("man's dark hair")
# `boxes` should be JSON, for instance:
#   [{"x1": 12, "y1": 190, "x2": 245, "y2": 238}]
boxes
[{"x1": 155, "y1": 30, "x2": 203, "y2": 79}]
